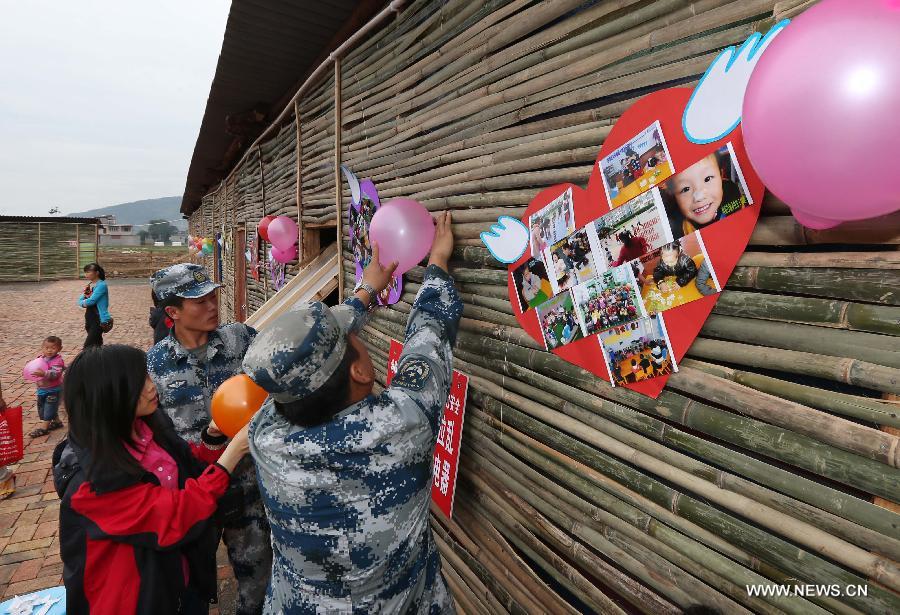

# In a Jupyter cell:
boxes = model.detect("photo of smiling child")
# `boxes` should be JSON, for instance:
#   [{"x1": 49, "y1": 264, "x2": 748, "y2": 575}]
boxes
[
  {"x1": 659, "y1": 142, "x2": 753, "y2": 238},
  {"x1": 629, "y1": 231, "x2": 720, "y2": 314},
  {"x1": 511, "y1": 257, "x2": 553, "y2": 311}
]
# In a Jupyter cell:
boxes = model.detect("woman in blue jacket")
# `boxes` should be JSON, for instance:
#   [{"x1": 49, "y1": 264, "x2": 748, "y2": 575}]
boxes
[{"x1": 78, "y1": 263, "x2": 111, "y2": 348}]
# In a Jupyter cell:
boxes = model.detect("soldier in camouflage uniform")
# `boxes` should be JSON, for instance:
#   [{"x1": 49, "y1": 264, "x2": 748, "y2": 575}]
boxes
[
  {"x1": 147, "y1": 263, "x2": 272, "y2": 615},
  {"x1": 242, "y1": 212, "x2": 460, "y2": 614}
]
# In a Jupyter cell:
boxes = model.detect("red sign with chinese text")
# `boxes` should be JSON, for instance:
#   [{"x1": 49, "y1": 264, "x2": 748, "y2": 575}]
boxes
[{"x1": 386, "y1": 339, "x2": 468, "y2": 518}]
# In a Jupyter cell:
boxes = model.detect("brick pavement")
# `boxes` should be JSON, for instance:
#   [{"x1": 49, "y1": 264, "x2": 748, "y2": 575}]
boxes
[{"x1": 0, "y1": 278, "x2": 236, "y2": 612}]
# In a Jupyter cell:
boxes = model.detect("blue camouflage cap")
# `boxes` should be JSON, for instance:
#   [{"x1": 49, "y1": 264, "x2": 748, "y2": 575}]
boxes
[
  {"x1": 242, "y1": 301, "x2": 363, "y2": 403},
  {"x1": 150, "y1": 263, "x2": 223, "y2": 301}
]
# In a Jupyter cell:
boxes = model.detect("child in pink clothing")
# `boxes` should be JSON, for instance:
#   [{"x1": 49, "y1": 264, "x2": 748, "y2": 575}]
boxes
[{"x1": 29, "y1": 336, "x2": 66, "y2": 437}]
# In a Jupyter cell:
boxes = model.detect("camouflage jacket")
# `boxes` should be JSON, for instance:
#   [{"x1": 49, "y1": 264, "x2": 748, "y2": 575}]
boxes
[
  {"x1": 249, "y1": 265, "x2": 462, "y2": 614},
  {"x1": 147, "y1": 323, "x2": 260, "y2": 491}
]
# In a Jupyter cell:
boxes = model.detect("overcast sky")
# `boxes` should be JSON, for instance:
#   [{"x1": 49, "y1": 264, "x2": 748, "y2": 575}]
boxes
[{"x1": 0, "y1": 1, "x2": 230, "y2": 216}]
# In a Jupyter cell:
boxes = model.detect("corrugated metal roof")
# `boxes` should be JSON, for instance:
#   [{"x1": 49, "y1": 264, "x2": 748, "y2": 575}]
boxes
[
  {"x1": 0, "y1": 215, "x2": 100, "y2": 224},
  {"x1": 180, "y1": 0, "x2": 383, "y2": 216}
]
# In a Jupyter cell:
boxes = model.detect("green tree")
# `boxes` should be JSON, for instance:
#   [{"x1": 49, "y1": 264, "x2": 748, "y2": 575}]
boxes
[
  {"x1": 147, "y1": 219, "x2": 177, "y2": 243},
  {"x1": 138, "y1": 230, "x2": 150, "y2": 245}
]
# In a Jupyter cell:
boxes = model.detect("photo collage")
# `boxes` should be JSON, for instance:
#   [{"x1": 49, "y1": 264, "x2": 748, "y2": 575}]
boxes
[{"x1": 513, "y1": 126, "x2": 753, "y2": 385}]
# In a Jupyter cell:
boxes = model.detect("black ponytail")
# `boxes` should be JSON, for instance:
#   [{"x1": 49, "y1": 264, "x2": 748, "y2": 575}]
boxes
[{"x1": 84, "y1": 262, "x2": 106, "y2": 280}]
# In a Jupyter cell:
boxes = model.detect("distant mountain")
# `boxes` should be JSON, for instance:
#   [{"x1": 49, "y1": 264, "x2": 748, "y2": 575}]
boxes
[{"x1": 71, "y1": 196, "x2": 187, "y2": 230}]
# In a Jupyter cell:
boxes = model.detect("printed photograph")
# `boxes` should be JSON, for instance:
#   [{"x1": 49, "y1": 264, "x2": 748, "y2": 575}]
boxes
[
  {"x1": 536, "y1": 291, "x2": 584, "y2": 350},
  {"x1": 350, "y1": 187, "x2": 402, "y2": 305},
  {"x1": 659, "y1": 142, "x2": 754, "y2": 238},
  {"x1": 544, "y1": 228, "x2": 600, "y2": 295},
  {"x1": 592, "y1": 188, "x2": 674, "y2": 270},
  {"x1": 350, "y1": 193, "x2": 377, "y2": 272},
  {"x1": 511, "y1": 257, "x2": 553, "y2": 312},
  {"x1": 571, "y1": 264, "x2": 646, "y2": 337},
  {"x1": 629, "y1": 231, "x2": 720, "y2": 314},
  {"x1": 599, "y1": 314, "x2": 677, "y2": 386},
  {"x1": 599, "y1": 121, "x2": 675, "y2": 208},
  {"x1": 529, "y1": 187, "x2": 576, "y2": 258}
]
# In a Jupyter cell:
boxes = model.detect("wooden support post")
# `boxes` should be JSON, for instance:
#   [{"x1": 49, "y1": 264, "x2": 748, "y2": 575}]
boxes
[
  {"x1": 75, "y1": 224, "x2": 80, "y2": 277},
  {"x1": 294, "y1": 99, "x2": 303, "y2": 264},
  {"x1": 258, "y1": 145, "x2": 269, "y2": 301},
  {"x1": 335, "y1": 57, "x2": 344, "y2": 301},
  {"x1": 37, "y1": 223, "x2": 42, "y2": 282}
]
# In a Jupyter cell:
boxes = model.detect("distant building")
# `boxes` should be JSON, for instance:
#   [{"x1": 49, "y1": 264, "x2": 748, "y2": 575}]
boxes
[{"x1": 98, "y1": 215, "x2": 141, "y2": 246}]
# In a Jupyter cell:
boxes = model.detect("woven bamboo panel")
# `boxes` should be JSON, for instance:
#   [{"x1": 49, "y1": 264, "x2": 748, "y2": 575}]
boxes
[
  {"x1": 191, "y1": 1, "x2": 900, "y2": 612},
  {"x1": 0, "y1": 222, "x2": 96, "y2": 282}
]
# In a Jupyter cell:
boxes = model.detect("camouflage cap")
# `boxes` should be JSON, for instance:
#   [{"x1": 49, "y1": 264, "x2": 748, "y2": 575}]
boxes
[
  {"x1": 242, "y1": 301, "x2": 361, "y2": 403},
  {"x1": 150, "y1": 263, "x2": 223, "y2": 301}
]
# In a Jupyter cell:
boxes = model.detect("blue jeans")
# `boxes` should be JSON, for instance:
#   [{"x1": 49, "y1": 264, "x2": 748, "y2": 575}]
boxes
[{"x1": 36, "y1": 390, "x2": 60, "y2": 421}]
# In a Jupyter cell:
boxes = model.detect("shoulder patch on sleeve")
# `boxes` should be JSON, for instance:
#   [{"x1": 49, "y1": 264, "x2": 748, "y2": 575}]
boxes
[{"x1": 392, "y1": 358, "x2": 431, "y2": 391}]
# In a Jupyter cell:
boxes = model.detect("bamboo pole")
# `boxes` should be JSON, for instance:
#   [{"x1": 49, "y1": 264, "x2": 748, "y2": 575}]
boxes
[
  {"x1": 294, "y1": 100, "x2": 303, "y2": 262},
  {"x1": 440, "y1": 502, "x2": 579, "y2": 615},
  {"x1": 37, "y1": 222, "x2": 42, "y2": 281},
  {"x1": 469, "y1": 395, "x2": 900, "y2": 613},
  {"x1": 464, "y1": 377, "x2": 900, "y2": 568},
  {"x1": 461, "y1": 417, "x2": 820, "y2": 615},
  {"x1": 464, "y1": 498, "x2": 628, "y2": 615},
  {"x1": 335, "y1": 56, "x2": 344, "y2": 302},
  {"x1": 682, "y1": 358, "x2": 900, "y2": 429},
  {"x1": 462, "y1": 449, "x2": 752, "y2": 613},
  {"x1": 738, "y1": 251, "x2": 900, "y2": 269},
  {"x1": 364, "y1": 297, "x2": 900, "y2": 503},
  {"x1": 438, "y1": 344, "x2": 900, "y2": 557},
  {"x1": 257, "y1": 145, "x2": 269, "y2": 301}
]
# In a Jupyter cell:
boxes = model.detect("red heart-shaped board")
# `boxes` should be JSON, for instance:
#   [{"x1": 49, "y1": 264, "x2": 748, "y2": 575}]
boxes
[{"x1": 508, "y1": 87, "x2": 765, "y2": 398}]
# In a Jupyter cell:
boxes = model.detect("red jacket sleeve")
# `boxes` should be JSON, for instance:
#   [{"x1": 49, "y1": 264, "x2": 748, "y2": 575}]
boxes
[
  {"x1": 189, "y1": 441, "x2": 226, "y2": 466},
  {"x1": 71, "y1": 464, "x2": 230, "y2": 550}
]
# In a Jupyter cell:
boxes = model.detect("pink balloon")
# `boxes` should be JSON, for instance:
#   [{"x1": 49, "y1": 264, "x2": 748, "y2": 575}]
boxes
[
  {"x1": 271, "y1": 244, "x2": 297, "y2": 263},
  {"x1": 742, "y1": 0, "x2": 900, "y2": 228},
  {"x1": 23, "y1": 358, "x2": 48, "y2": 383},
  {"x1": 368, "y1": 199, "x2": 435, "y2": 275},
  {"x1": 267, "y1": 216, "x2": 298, "y2": 250}
]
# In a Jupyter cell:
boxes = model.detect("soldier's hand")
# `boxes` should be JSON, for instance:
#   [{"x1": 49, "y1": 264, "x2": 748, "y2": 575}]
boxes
[
  {"x1": 218, "y1": 423, "x2": 251, "y2": 474},
  {"x1": 362, "y1": 242, "x2": 399, "y2": 295},
  {"x1": 428, "y1": 211, "x2": 453, "y2": 271}
]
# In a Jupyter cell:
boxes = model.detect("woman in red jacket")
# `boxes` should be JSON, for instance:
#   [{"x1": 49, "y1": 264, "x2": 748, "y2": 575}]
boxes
[{"x1": 53, "y1": 344, "x2": 252, "y2": 614}]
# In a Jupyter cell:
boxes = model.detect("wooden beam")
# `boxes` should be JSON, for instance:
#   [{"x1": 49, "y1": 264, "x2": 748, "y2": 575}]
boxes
[
  {"x1": 335, "y1": 56, "x2": 344, "y2": 301},
  {"x1": 258, "y1": 145, "x2": 269, "y2": 301},
  {"x1": 37, "y1": 223, "x2": 42, "y2": 282},
  {"x1": 294, "y1": 99, "x2": 303, "y2": 263}
]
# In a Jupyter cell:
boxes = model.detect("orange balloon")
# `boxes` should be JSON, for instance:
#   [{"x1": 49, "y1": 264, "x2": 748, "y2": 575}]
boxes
[{"x1": 211, "y1": 374, "x2": 268, "y2": 437}]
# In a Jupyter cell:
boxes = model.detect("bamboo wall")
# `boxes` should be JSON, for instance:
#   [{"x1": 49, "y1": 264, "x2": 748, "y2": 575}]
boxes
[
  {"x1": 0, "y1": 221, "x2": 98, "y2": 282},
  {"x1": 191, "y1": 1, "x2": 900, "y2": 612}
]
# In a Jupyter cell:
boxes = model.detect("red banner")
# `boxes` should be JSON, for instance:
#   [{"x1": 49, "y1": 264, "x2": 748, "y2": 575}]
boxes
[
  {"x1": 386, "y1": 339, "x2": 468, "y2": 518},
  {"x1": 0, "y1": 406, "x2": 24, "y2": 467}
]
